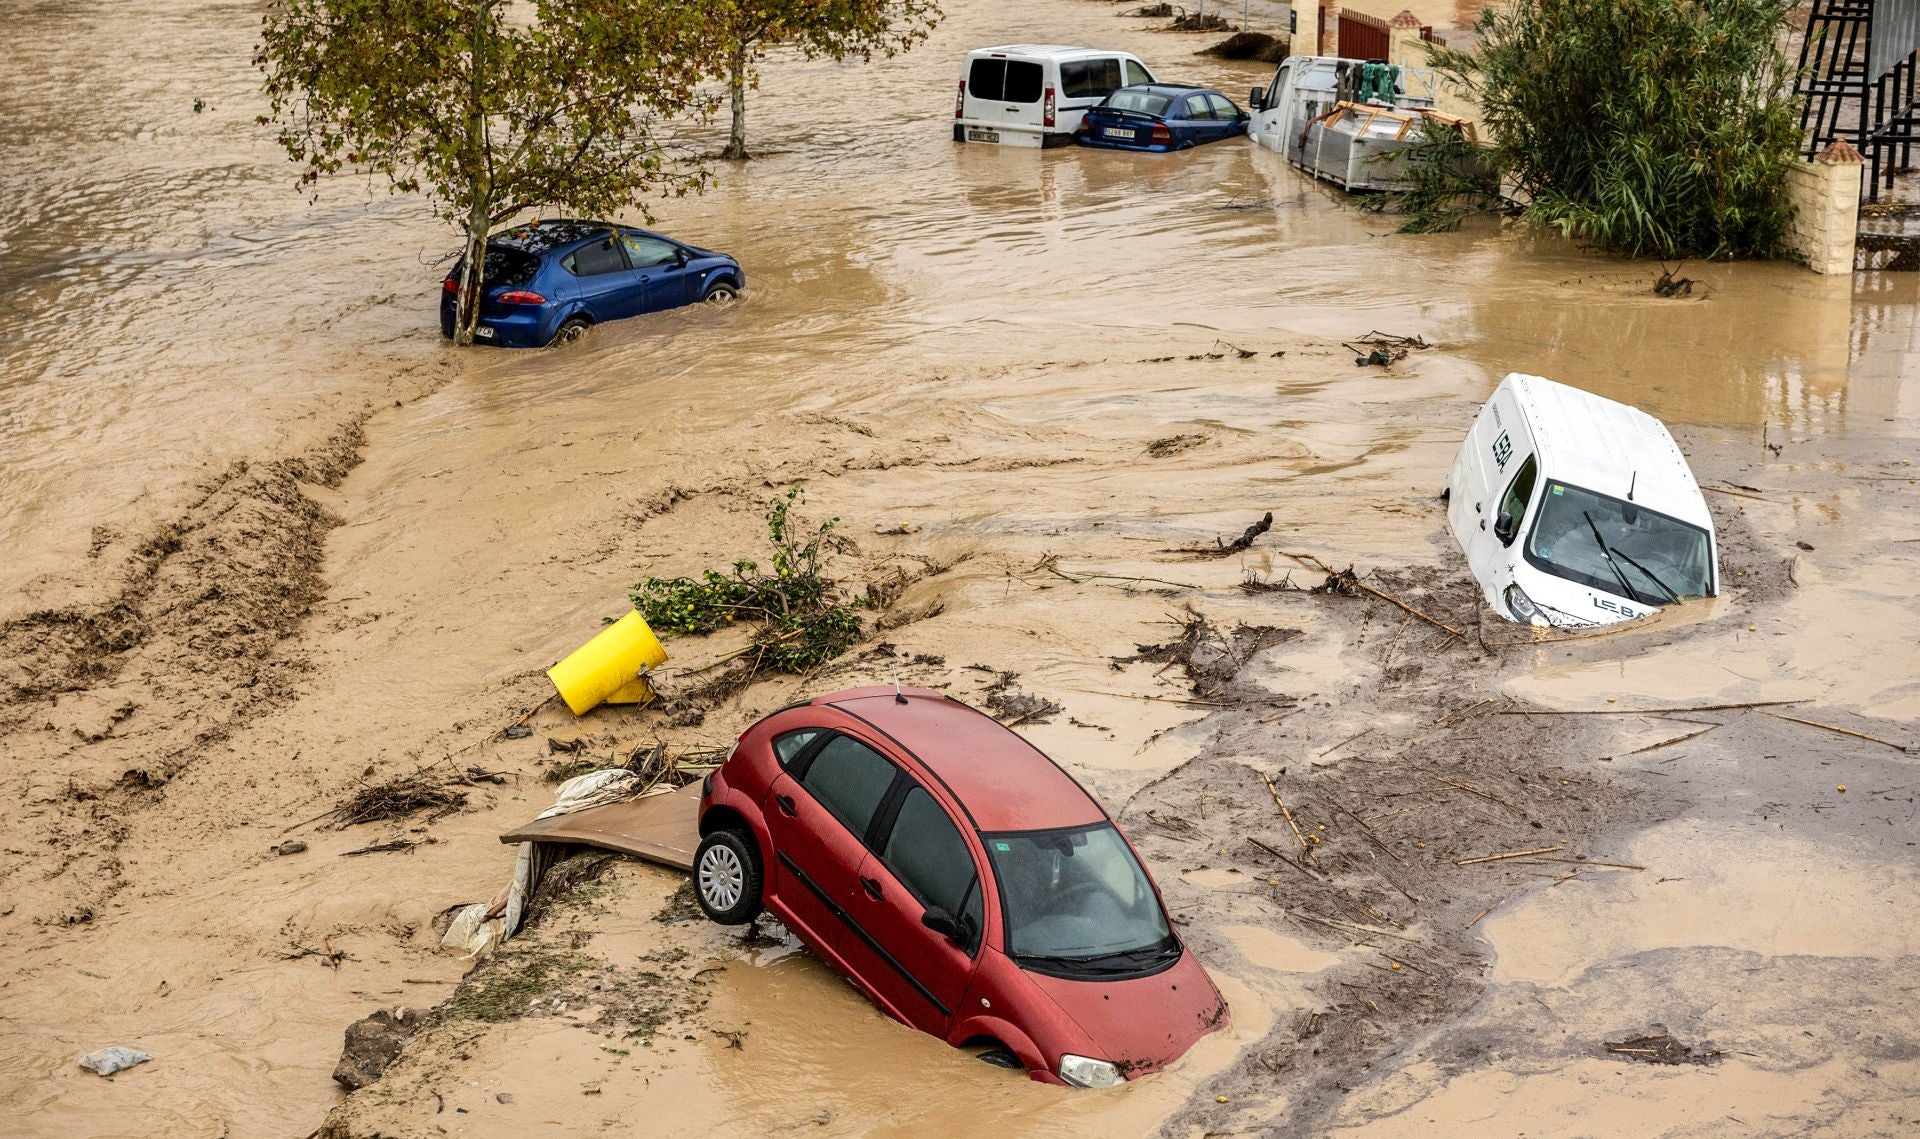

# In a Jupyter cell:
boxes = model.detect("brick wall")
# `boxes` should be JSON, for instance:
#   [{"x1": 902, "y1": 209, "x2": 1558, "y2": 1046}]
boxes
[{"x1": 1784, "y1": 147, "x2": 1863, "y2": 275}]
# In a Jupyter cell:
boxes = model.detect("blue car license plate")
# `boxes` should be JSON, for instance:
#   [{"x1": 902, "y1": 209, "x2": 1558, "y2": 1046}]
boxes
[{"x1": 1103, "y1": 127, "x2": 1132, "y2": 139}]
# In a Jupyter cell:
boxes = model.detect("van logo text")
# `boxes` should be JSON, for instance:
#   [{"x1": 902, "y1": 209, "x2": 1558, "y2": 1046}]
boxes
[
  {"x1": 1491, "y1": 431, "x2": 1513, "y2": 472},
  {"x1": 1593, "y1": 596, "x2": 1637, "y2": 617}
]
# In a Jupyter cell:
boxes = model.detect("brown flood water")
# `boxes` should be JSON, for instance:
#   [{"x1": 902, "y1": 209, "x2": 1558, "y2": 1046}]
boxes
[{"x1": 4, "y1": 0, "x2": 1919, "y2": 1136}]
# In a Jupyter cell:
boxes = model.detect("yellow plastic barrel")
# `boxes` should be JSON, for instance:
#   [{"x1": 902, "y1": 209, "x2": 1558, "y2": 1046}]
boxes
[{"x1": 547, "y1": 610, "x2": 669, "y2": 716}]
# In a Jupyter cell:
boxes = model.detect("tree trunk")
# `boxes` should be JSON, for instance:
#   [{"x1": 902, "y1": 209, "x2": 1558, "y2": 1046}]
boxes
[
  {"x1": 455, "y1": 0, "x2": 494, "y2": 346},
  {"x1": 722, "y1": 46, "x2": 749, "y2": 160},
  {"x1": 456, "y1": 199, "x2": 488, "y2": 348}
]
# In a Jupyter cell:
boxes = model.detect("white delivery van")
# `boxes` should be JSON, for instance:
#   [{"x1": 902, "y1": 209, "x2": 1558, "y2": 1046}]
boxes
[
  {"x1": 955, "y1": 46, "x2": 1157, "y2": 148},
  {"x1": 1446, "y1": 374, "x2": 1719, "y2": 628}
]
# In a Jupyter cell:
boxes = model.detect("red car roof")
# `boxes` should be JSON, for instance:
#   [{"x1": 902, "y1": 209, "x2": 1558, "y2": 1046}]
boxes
[{"x1": 816, "y1": 687, "x2": 1108, "y2": 833}]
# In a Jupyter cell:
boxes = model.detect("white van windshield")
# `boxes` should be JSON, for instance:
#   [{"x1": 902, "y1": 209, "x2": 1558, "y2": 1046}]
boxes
[{"x1": 1525, "y1": 481, "x2": 1712, "y2": 604}]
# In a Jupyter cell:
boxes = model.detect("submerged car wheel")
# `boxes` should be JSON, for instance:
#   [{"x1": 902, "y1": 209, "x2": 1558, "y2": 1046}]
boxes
[
  {"x1": 550, "y1": 317, "x2": 590, "y2": 347},
  {"x1": 693, "y1": 828, "x2": 762, "y2": 924},
  {"x1": 702, "y1": 281, "x2": 739, "y2": 304}
]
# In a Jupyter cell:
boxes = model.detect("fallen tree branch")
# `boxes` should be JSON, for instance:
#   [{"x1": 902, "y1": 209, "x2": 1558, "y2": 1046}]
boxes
[
  {"x1": 1498, "y1": 699, "x2": 1806, "y2": 716},
  {"x1": 1263, "y1": 774, "x2": 1315, "y2": 860},
  {"x1": 1456, "y1": 845, "x2": 1564, "y2": 866},
  {"x1": 1766, "y1": 712, "x2": 1912, "y2": 751}
]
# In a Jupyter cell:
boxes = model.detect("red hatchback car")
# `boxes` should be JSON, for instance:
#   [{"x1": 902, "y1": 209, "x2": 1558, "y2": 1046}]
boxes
[{"x1": 694, "y1": 685, "x2": 1228, "y2": 1086}]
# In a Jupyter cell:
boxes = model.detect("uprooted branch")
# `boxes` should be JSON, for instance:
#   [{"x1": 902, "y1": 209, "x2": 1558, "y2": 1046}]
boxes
[
  {"x1": 330, "y1": 771, "x2": 468, "y2": 828},
  {"x1": 1169, "y1": 511, "x2": 1273, "y2": 557},
  {"x1": 1274, "y1": 552, "x2": 1465, "y2": 640}
]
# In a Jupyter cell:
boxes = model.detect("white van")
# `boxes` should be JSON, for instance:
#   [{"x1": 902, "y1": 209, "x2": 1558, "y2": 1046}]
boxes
[
  {"x1": 954, "y1": 46, "x2": 1157, "y2": 148},
  {"x1": 1446, "y1": 374, "x2": 1719, "y2": 628}
]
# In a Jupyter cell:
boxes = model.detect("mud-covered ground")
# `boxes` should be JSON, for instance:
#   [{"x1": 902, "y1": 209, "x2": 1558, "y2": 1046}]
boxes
[{"x1": 4, "y1": 0, "x2": 1919, "y2": 1136}]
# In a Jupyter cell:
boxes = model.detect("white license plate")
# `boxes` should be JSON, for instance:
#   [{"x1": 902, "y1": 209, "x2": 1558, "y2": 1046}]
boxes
[
  {"x1": 1103, "y1": 127, "x2": 1133, "y2": 139},
  {"x1": 967, "y1": 128, "x2": 1000, "y2": 143},
  {"x1": 475, "y1": 326, "x2": 495, "y2": 339}
]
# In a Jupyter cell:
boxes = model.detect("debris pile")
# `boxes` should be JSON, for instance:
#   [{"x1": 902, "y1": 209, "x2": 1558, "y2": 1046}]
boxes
[
  {"x1": 1201, "y1": 31, "x2": 1289, "y2": 62},
  {"x1": 1602, "y1": 1031, "x2": 1722, "y2": 1065},
  {"x1": 330, "y1": 771, "x2": 468, "y2": 827},
  {"x1": 1342, "y1": 330, "x2": 1432, "y2": 367}
]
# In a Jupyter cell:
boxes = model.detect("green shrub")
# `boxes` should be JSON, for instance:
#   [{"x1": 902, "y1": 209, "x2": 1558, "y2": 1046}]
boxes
[
  {"x1": 1434, "y1": 0, "x2": 1800, "y2": 258},
  {"x1": 1361, "y1": 122, "x2": 1505, "y2": 233},
  {"x1": 632, "y1": 487, "x2": 862, "y2": 674}
]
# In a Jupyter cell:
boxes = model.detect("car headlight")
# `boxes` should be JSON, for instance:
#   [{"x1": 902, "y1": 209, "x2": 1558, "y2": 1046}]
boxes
[
  {"x1": 1058, "y1": 1054, "x2": 1125, "y2": 1088},
  {"x1": 1504, "y1": 584, "x2": 1551, "y2": 628}
]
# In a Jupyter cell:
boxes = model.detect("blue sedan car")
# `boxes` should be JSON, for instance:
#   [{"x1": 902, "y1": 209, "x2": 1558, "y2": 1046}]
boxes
[
  {"x1": 1074, "y1": 84, "x2": 1249, "y2": 152},
  {"x1": 439, "y1": 219, "x2": 744, "y2": 348}
]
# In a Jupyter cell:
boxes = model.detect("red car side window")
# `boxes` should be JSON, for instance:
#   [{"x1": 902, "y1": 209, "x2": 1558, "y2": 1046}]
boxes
[
  {"x1": 879, "y1": 786, "x2": 982, "y2": 952},
  {"x1": 799, "y1": 735, "x2": 897, "y2": 837}
]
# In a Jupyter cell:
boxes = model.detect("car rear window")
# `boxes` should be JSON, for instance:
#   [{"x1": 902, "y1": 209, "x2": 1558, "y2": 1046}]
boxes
[
  {"x1": 772, "y1": 728, "x2": 823, "y2": 768},
  {"x1": 1060, "y1": 57, "x2": 1123, "y2": 99},
  {"x1": 1106, "y1": 90, "x2": 1172, "y2": 115},
  {"x1": 451, "y1": 246, "x2": 539, "y2": 289},
  {"x1": 967, "y1": 57, "x2": 1043, "y2": 104}
]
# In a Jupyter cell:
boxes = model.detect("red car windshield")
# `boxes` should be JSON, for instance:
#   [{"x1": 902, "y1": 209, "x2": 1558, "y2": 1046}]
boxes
[{"x1": 985, "y1": 823, "x2": 1174, "y2": 969}]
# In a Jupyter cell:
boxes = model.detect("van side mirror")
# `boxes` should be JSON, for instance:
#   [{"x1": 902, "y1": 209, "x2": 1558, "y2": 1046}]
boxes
[
  {"x1": 1249, "y1": 87, "x2": 1266, "y2": 111},
  {"x1": 921, "y1": 907, "x2": 962, "y2": 943},
  {"x1": 1494, "y1": 510, "x2": 1517, "y2": 544}
]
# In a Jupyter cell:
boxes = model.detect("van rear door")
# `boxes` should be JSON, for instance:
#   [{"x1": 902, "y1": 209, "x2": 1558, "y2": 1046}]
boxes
[{"x1": 964, "y1": 54, "x2": 1046, "y2": 140}]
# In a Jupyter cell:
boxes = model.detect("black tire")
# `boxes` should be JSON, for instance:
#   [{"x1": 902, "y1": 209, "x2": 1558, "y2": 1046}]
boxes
[
  {"x1": 701, "y1": 280, "x2": 739, "y2": 304},
  {"x1": 549, "y1": 316, "x2": 590, "y2": 347},
  {"x1": 693, "y1": 828, "x2": 763, "y2": 925}
]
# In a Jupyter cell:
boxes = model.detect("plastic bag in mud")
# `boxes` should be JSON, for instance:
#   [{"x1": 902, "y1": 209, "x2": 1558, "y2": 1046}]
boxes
[{"x1": 79, "y1": 1047, "x2": 151, "y2": 1076}]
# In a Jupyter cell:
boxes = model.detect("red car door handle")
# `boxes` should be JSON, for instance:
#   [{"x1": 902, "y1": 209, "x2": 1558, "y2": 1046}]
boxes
[
  {"x1": 775, "y1": 794, "x2": 797, "y2": 816},
  {"x1": 861, "y1": 876, "x2": 883, "y2": 900}
]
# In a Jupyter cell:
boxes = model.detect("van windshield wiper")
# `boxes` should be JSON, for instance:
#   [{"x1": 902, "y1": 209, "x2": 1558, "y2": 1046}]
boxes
[
  {"x1": 1612, "y1": 549, "x2": 1681, "y2": 604},
  {"x1": 1583, "y1": 511, "x2": 1650, "y2": 605}
]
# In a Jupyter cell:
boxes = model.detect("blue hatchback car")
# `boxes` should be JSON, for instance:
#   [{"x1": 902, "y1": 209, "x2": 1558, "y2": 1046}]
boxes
[
  {"x1": 439, "y1": 219, "x2": 744, "y2": 348},
  {"x1": 1074, "y1": 84, "x2": 1249, "y2": 152}
]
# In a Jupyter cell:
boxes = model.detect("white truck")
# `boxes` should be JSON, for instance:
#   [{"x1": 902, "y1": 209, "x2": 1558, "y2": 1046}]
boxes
[
  {"x1": 1247, "y1": 55, "x2": 1467, "y2": 191},
  {"x1": 1446, "y1": 374, "x2": 1719, "y2": 628},
  {"x1": 954, "y1": 46, "x2": 1157, "y2": 148}
]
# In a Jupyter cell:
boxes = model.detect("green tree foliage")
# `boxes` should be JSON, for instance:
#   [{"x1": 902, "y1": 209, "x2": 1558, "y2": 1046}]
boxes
[
  {"x1": 256, "y1": 0, "x2": 716, "y2": 345},
  {"x1": 1360, "y1": 123, "x2": 1506, "y2": 233},
  {"x1": 632, "y1": 487, "x2": 863, "y2": 674},
  {"x1": 1432, "y1": 0, "x2": 1800, "y2": 258},
  {"x1": 709, "y1": 0, "x2": 943, "y2": 160}
]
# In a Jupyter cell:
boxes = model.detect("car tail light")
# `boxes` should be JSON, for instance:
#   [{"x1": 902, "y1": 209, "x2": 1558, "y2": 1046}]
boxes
[
  {"x1": 1151, "y1": 123, "x2": 1172, "y2": 145},
  {"x1": 955, "y1": 80, "x2": 965, "y2": 118},
  {"x1": 442, "y1": 278, "x2": 458, "y2": 293},
  {"x1": 1044, "y1": 86, "x2": 1056, "y2": 127},
  {"x1": 496, "y1": 290, "x2": 546, "y2": 305}
]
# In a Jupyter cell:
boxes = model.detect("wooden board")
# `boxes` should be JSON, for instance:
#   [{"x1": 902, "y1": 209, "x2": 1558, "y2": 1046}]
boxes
[{"x1": 498, "y1": 782, "x2": 703, "y2": 872}]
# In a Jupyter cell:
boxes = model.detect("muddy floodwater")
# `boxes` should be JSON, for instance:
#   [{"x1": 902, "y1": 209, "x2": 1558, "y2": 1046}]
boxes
[{"x1": 3, "y1": 0, "x2": 1918, "y2": 1137}]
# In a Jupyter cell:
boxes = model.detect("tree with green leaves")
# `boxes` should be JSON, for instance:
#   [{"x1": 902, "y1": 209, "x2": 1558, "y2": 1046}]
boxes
[
  {"x1": 1431, "y1": 0, "x2": 1800, "y2": 259},
  {"x1": 710, "y1": 0, "x2": 942, "y2": 160},
  {"x1": 256, "y1": 0, "x2": 718, "y2": 345}
]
